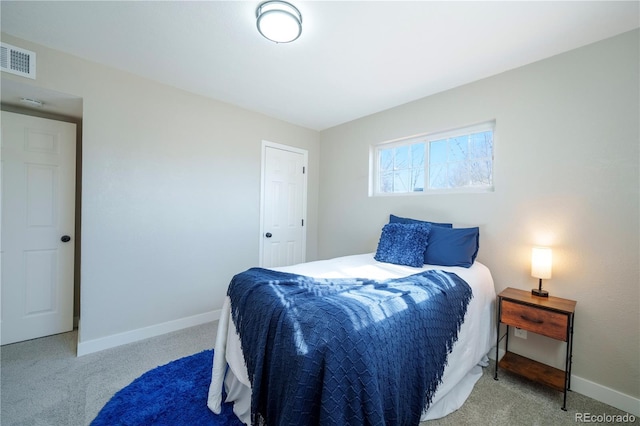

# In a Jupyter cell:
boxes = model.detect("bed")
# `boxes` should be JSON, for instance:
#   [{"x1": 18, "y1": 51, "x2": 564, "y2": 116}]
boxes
[{"x1": 208, "y1": 217, "x2": 496, "y2": 424}]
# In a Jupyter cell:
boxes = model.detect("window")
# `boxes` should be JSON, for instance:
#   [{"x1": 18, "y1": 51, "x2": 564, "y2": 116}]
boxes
[{"x1": 371, "y1": 122, "x2": 494, "y2": 195}]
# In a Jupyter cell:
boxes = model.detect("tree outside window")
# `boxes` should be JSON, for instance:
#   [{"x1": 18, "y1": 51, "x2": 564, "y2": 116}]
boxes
[{"x1": 374, "y1": 122, "x2": 494, "y2": 195}]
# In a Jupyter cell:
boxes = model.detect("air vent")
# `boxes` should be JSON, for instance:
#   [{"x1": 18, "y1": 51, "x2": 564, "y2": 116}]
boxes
[{"x1": 1, "y1": 42, "x2": 36, "y2": 79}]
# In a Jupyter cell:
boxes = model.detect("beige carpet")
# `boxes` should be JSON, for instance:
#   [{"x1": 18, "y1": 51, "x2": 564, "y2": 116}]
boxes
[
  {"x1": 1, "y1": 322, "x2": 635, "y2": 426},
  {"x1": 423, "y1": 363, "x2": 637, "y2": 425}
]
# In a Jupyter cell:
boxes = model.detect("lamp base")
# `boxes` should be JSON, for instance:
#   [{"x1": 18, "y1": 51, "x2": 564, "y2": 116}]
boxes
[{"x1": 531, "y1": 288, "x2": 549, "y2": 297}]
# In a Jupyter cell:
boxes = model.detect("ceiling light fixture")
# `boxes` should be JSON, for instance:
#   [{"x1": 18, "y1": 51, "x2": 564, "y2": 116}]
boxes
[
  {"x1": 19, "y1": 97, "x2": 44, "y2": 108},
  {"x1": 256, "y1": 1, "x2": 302, "y2": 44}
]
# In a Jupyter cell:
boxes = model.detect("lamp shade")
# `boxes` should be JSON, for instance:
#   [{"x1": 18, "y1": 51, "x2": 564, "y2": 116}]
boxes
[
  {"x1": 531, "y1": 247, "x2": 552, "y2": 279},
  {"x1": 256, "y1": 1, "x2": 302, "y2": 43}
]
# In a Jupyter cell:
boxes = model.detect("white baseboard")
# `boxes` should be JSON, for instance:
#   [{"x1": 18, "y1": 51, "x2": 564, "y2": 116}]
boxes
[
  {"x1": 571, "y1": 375, "x2": 640, "y2": 417},
  {"x1": 488, "y1": 346, "x2": 639, "y2": 416},
  {"x1": 76, "y1": 310, "x2": 221, "y2": 357},
  {"x1": 488, "y1": 347, "x2": 505, "y2": 361}
]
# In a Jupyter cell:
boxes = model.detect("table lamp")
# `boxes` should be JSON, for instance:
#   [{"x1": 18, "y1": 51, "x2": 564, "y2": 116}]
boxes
[{"x1": 531, "y1": 247, "x2": 552, "y2": 297}]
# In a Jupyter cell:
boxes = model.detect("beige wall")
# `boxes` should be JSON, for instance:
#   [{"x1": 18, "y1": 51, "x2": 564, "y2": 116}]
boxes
[
  {"x1": 2, "y1": 27, "x2": 638, "y2": 410},
  {"x1": 318, "y1": 30, "x2": 639, "y2": 401},
  {"x1": 1, "y1": 33, "x2": 320, "y2": 345}
]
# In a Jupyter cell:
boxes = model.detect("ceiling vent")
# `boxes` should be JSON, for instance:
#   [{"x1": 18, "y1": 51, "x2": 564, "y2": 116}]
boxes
[{"x1": 1, "y1": 42, "x2": 36, "y2": 79}]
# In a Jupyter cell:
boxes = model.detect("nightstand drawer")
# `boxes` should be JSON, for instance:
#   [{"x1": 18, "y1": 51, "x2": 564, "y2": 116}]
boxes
[{"x1": 501, "y1": 300, "x2": 569, "y2": 341}]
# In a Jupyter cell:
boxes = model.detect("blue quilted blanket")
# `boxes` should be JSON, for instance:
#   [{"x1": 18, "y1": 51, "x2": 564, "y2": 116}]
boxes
[{"x1": 228, "y1": 268, "x2": 472, "y2": 426}]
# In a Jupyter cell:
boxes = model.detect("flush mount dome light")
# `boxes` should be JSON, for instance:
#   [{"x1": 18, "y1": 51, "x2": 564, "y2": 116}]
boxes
[
  {"x1": 19, "y1": 98, "x2": 44, "y2": 108},
  {"x1": 256, "y1": 1, "x2": 302, "y2": 43}
]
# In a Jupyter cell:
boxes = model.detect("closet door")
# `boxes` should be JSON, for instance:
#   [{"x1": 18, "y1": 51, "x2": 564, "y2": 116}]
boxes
[
  {"x1": 260, "y1": 142, "x2": 307, "y2": 268},
  {"x1": 1, "y1": 111, "x2": 76, "y2": 345}
]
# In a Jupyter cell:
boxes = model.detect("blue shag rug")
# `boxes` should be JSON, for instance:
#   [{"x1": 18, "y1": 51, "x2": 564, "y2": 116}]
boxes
[{"x1": 91, "y1": 349, "x2": 244, "y2": 426}]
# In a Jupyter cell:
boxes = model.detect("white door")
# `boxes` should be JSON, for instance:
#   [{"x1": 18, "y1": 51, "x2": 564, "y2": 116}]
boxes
[
  {"x1": 1, "y1": 111, "x2": 76, "y2": 345},
  {"x1": 260, "y1": 143, "x2": 307, "y2": 268}
]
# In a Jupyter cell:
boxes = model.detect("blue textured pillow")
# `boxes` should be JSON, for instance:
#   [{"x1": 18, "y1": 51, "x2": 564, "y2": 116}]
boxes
[
  {"x1": 389, "y1": 214, "x2": 453, "y2": 229},
  {"x1": 374, "y1": 222, "x2": 431, "y2": 267},
  {"x1": 424, "y1": 226, "x2": 480, "y2": 268}
]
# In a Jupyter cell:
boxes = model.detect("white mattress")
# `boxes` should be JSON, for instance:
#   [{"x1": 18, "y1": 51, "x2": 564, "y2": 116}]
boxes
[{"x1": 208, "y1": 253, "x2": 496, "y2": 423}]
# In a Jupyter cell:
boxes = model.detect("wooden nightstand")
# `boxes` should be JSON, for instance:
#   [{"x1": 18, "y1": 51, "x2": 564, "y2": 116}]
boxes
[{"x1": 494, "y1": 287, "x2": 576, "y2": 410}]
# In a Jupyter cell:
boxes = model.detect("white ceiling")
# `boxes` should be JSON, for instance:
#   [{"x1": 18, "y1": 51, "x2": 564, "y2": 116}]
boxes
[{"x1": 1, "y1": 1, "x2": 638, "y2": 130}]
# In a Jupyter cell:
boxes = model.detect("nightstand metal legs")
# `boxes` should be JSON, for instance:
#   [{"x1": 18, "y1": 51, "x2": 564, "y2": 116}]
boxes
[
  {"x1": 561, "y1": 313, "x2": 575, "y2": 411},
  {"x1": 494, "y1": 301, "x2": 502, "y2": 381}
]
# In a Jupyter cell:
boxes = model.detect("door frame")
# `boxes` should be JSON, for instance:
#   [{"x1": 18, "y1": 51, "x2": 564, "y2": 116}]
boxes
[
  {"x1": 0, "y1": 110, "x2": 78, "y2": 344},
  {"x1": 259, "y1": 140, "x2": 308, "y2": 267},
  {"x1": 1, "y1": 103, "x2": 83, "y2": 330}
]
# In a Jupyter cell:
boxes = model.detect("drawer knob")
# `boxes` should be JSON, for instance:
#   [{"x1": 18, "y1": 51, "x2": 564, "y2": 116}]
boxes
[{"x1": 521, "y1": 314, "x2": 544, "y2": 324}]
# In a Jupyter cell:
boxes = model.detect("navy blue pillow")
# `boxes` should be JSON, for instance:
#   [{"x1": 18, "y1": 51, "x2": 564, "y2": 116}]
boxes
[
  {"x1": 389, "y1": 214, "x2": 453, "y2": 229},
  {"x1": 374, "y1": 222, "x2": 431, "y2": 268},
  {"x1": 424, "y1": 226, "x2": 480, "y2": 268}
]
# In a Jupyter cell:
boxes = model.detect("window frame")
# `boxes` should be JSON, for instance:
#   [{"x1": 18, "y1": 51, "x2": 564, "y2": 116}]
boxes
[{"x1": 369, "y1": 121, "x2": 495, "y2": 196}]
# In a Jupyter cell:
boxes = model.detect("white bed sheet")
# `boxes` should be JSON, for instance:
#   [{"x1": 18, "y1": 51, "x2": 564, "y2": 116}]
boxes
[{"x1": 208, "y1": 253, "x2": 496, "y2": 423}]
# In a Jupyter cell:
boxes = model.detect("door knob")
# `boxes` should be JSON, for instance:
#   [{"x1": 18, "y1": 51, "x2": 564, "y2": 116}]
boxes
[
  {"x1": 265, "y1": 232, "x2": 272, "y2": 238},
  {"x1": 61, "y1": 235, "x2": 71, "y2": 243}
]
